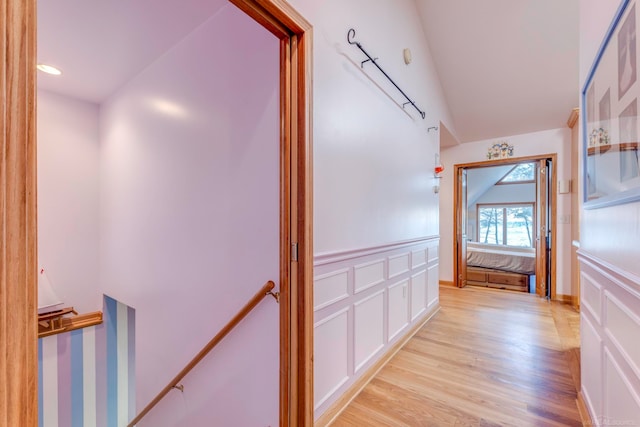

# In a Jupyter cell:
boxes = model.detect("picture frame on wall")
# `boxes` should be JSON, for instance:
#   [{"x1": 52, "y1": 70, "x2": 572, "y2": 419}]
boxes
[{"x1": 583, "y1": 0, "x2": 640, "y2": 208}]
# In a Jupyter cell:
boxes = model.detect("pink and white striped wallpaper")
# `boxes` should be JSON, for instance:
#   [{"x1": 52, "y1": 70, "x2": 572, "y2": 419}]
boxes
[{"x1": 38, "y1": 295, "x2": 135, "y2": 427}]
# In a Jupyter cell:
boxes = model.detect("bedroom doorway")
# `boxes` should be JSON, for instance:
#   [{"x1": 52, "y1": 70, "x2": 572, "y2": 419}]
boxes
[{"x1": 453, "y1": 155, "x2": 556, "y2": 299}]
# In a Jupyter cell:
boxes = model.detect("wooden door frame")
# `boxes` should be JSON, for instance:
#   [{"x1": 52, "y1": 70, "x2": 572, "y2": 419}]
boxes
[
  {"x1": 454, "y1": 167, "x2": 468, "y2": 287},
  {"x1": 568, "y1": 108, "x2": 581, "y2": 309},
  {"x1": 452, "y1": 154, "x2": 557, "y2": 299},
  {"x1": 1, "y1": 1, "x2": 38, "y2": 426},
  {"x1": 1, "y1": 0, "x2": 313, "y2": 425}
]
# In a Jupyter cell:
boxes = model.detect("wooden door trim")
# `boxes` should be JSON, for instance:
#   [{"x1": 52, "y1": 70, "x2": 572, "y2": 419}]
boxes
[
  {"x1": 568, "y1": 108, "x2": 580, "y2": 309},
  {"x1": 453, "y1": 167, "x2": 467, "y2": 287},
  {"x1": 536, "y1": 159, "x2": 548, "y2": 297},
  {"x1": 453, "y1": 154, "x2": 557, "y2": 299},
  {"x1": 1, "y1": 1, "x2": 39, "y2": 426},
  {"x1": 3, "y1": 0, "x2": 313, "y2": 425}
]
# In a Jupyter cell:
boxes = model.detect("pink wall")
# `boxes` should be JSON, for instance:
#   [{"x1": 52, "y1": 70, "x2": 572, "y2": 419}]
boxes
[
  {"x1": 288, "y1": 0, "x2": 455, "y2": 254},
  {"x1": 37, "y1": 90, "x2": 101, "y2": 314},
  {"x1": 440, "y1": 128, "x2": 573, "y2": 295},
  {"x1": 98, "y1": 5, "x2": 280, "y2": 425}
]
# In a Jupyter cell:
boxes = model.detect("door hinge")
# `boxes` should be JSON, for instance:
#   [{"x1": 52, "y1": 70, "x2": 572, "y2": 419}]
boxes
[{"x1": 291, "y1": 242, "x2": 298, "y2": 262}]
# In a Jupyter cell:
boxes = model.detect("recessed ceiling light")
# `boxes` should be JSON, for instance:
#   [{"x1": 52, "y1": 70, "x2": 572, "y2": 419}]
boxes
[{"x1": 37, "y1": 64, "x2": 62, "y2": 75}]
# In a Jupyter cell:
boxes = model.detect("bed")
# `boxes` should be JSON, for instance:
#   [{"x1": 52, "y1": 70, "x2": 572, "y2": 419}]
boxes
[{"x1": 466, "y1": 241, "x2": 535, "y2": 292}]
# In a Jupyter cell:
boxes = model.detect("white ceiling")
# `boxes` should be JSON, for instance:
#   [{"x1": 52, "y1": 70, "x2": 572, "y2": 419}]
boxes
[
  {"x1": 417, "y1": 0, "x2": 580, "y2": 144},
  {"x1": 37, "y1": 0, "x2": 580, "y2": 145},
  {"x1": 37, "y1": 0, "x2": 227, "y2": 103}
]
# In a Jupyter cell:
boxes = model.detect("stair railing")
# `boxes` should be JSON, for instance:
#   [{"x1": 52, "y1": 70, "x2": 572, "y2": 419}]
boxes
[{"x1": 127, "y1": 280, "x2": 278, "y2": 427}]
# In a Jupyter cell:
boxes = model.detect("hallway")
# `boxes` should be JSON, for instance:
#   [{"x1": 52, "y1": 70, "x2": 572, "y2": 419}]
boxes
[{"x1": 332, "y1": 286, "x2": 582, "y2": 426}]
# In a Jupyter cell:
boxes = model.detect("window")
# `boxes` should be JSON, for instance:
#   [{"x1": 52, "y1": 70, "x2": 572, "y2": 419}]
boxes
[
  {"x1": 499, "y1": 162, "x2": 535, "y2": 183},
  {"x1": 477, "y1": 204, "x2": 534, "y2": 247}
]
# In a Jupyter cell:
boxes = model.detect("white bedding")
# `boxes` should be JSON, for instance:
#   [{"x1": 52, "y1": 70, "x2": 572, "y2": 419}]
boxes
[{"x1": 466, "y1": 241, "x2": 535, "y2": 274}]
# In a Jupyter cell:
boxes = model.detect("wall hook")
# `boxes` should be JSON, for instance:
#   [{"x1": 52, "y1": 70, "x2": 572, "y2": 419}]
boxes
[
  {"x1": 347, "y1": 28, "x2": 357, "y2": 45},
  {"x1": 172, "y1": 384, "x2": 184, "y2": 393},
  {"x1": 428, "y1": 126, "x2": 439, "y2": 132},
  {"x1": 361, "y1": 57, "x2": 378, "y2": 68}
]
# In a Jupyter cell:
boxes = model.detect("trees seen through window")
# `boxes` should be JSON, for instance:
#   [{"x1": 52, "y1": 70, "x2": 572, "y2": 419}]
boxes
[{"x1": 478, "y1": 204, "x2": 534, "y2": 247}]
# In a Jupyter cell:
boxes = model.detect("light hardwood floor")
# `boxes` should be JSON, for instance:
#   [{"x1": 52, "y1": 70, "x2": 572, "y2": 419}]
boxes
[{"x1": 331, "y1": 285, "x2": 582, "y2": 426}]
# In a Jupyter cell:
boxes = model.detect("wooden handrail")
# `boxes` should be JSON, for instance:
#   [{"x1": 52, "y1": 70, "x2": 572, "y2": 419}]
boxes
[{"x1": 127, "y1": 280, "x2": 276, "y2": 427}]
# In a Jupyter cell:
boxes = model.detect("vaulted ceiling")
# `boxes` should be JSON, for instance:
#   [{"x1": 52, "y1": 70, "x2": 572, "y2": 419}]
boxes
[
  {"x1": 417, "y1": 0, "x2": 580, "y2": 144},
  {"x1": 38, "y1": 0, "x2": 580, "y2": 145}
]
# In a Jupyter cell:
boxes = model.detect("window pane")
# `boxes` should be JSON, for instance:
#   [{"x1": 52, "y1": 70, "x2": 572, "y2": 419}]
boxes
[
  {"x1": 478, "y1": 207, "x2": 504, "y2": 245},
  {"x1": 505, "y1": 206, "x2": 534, "y2": 247},
  {"x1": 501, "y1": 163, "x2": 535, "y2": 182}
]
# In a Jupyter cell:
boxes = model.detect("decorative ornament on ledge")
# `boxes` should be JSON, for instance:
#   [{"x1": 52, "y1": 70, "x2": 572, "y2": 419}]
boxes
[
  {"x1": 487, "y1": 141, "x2": 514, "y2": 159},
  {"x1": 37, "y1": 267, "x2": 103, "y2": 338},
  {"x1": 588, "y1": 127, "x2": 610, "y2": 147}
]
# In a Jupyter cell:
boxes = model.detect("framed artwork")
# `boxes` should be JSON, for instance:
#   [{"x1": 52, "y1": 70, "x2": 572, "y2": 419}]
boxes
[{"x1": 583, "y1": 0, "x2": 640, "y2": 208}]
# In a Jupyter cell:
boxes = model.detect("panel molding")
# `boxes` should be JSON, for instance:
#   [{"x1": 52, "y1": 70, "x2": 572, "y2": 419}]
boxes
[
  {"x1": 314, "y1": 304, "x2": 440, "y2": 427},
  {"x1": 411, "y1": 248, "x2": 428, "y2": 269},
  {"x1": 427, "y1": 265, "x2": 439, "y2": 308},
  {"x1": 427, "y1": 245, "x2": 439, "y2": 263},
  {"x1": 580, "y1": 312, "x2": 603, "y2": 423},
  {"x1": 581, "y1": 271, "x2": 603, "y2": 325},
  {"x1": 603, "y1": 347, "x2": 640, "y2": 422},
  {"x1": 604, "y1": 290, "x2": 640, "y2": 381},
  {"x1": 313, "y1": 238, "x2": 440, "y2": 421},
  {"x1": 314, "y1": 236, "x2": 439, "y2": 266},
  {"x1": 410, "y1": 270, "x2": 427, "y2": 321},
  {"x1": 353, "y1": 290, "x2": 385, "y2": 372},
  {"x1": 387, "y1": 280, "x2": 409, "y2": 341},
  {"x1": 313, "y1": 308, "x2": 350, "y2": 409},
  {"x1": 353, "y1": 259, "x2": 385, "y2": 293},
  {"x1": 578, "y1": 249, "x2": 640, "y2": 299},
  {"x1": 578, "y1": 249, "x2": 640, "y2": 426},
  {"x1": 314, "y1": 268, "x2": 350, "y2": 311},
  {"x1": 388, "y1": 252, "x2": 410, "y2": 279}
]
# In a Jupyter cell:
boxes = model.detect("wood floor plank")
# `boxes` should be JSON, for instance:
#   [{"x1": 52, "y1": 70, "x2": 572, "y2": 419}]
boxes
[{"x1": 330, "y1": 286, "x2": 582, "y2": 426}]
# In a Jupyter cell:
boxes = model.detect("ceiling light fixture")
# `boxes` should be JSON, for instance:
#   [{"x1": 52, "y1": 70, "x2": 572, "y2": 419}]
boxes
[{"x1": 37, "y1": 64, "x2": 62, "y2": 75}]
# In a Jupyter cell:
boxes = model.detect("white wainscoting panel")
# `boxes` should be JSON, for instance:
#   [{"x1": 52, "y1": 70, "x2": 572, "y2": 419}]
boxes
[
  {"x1": 604, "y1": 348, "x2": 640, "y2": 424},
  {"x1": 313, "y1": 237, "x2": 440, "y2": 420},
  {"x1": 314, "y1": 269, "x2": 349, "y2": 311},
  {"x1": 411, "y1": 270, "x2": 427, "y2": 321},
  {"x1": 427, "y1": 265, "x2": 439, "y2": 308},
  {"x1": 389, "y1": 253, "x2": 410, "y2": 279},
  {"x1": 578, "y1": 250, "x2": 640, "y2": 426},
  {"x1": 388, "y1": 280, "x2": 409, "y2": 341},
  {"x1": 427, "y1": 245, "x2": 439, "y2": 263},
  {"x1": 581, "y1": 271, "x2": 602, "y2": 324},
  {"x1": 314, "y1": 309, "x2": 350, "y2": 409},
  {"x1": 354, "y1": 259, "x2": 385, "y2": 293},
  {"x1": 411, "y1": 248, "x2": 427, "y2": 268},
  {"x1": 354, "y1": 291, "x2": 385, "y2": 372},
  {"x1": 605, "y1": 292, "x2": 640, "y2": 378},
  {"x1": 581, "y1": 312, "x2": 603, "y2": 420}
]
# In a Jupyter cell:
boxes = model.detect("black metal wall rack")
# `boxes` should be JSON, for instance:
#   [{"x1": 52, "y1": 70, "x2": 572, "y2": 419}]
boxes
[{"x1": 347, "y1": 28, "x2": 426, "y2": 119}]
